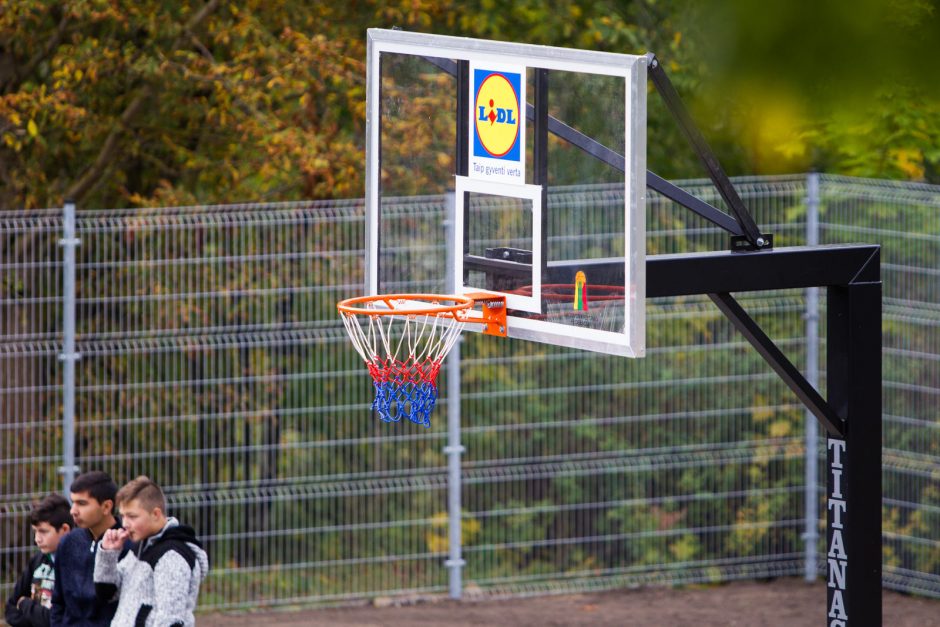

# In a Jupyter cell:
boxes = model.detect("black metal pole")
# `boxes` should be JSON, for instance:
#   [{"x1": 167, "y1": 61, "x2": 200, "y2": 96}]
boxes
[
  {"x1": 456, "y1": 60, "x2": 469, "y2": 178},
  {"x1": 456, "y1": 60, "x2": 470, "y2": 285},
  {"x1": 533, "y1": 68, "x2": 549, "y2": 282},
  {"x1": 826, "y1": 280, "x2": 882, "y2": 626}
]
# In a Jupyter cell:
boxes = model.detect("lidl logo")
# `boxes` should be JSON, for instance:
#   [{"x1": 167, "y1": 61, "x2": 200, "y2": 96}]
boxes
[{"x1": 473, "y1": 69, "x2": 522, "y2": 161}]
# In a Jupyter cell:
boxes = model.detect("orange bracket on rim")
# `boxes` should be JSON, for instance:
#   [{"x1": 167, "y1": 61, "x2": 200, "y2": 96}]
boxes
[{"x1": 462, "y1": 292, "x2": 508, "y2": 337}]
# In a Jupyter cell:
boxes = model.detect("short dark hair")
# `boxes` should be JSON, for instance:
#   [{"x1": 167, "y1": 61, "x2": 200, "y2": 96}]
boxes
[
  {"x1": 30, "y1": 494, "x2": 74, "y2": 530},
  {"x1": 70, "y1": 471, "x2": 118, "y2": 505}
]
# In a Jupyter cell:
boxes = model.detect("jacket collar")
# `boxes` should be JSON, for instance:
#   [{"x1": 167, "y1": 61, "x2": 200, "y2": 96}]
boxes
[
  {"x1": 85, "y1": 516, "x2": 123, "y2": 552},
  {"x1": 140, "y1": 516, "x2": 180, "y2": 554}
]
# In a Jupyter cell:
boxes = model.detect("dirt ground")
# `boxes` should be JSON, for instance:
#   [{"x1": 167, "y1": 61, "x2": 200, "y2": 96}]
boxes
[{"x1": 197, "y1": 579, "x2": 940, "y2": 626}]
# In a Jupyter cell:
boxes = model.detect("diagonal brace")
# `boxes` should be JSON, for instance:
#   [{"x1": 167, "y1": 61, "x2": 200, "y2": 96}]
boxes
[
  {"x1": 647, "y1": 54, "x2": 768, "y2": 249},
  {"x1": 533, "y1": 104, "x2": 744, "y2": 236},
  {"x1": 421, "y1": 54, "x2": 744, "y2": 237},
  {"x1": 646, "y1": 171, "x2": 743, "y2": 235},
  {"x1": 709, "y1": 292, "x2": 846, "y2": 436}
]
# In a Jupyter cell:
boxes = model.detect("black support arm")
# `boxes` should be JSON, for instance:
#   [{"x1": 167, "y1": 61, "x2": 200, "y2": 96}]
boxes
[
  {"x1": 708, "y1": 292, "x2": 846, "y2": 436},
  {"x1": 420, "y1": 54, "x2": 745, "y2": 237},
  {"x1": 646, "y1": 53, "x2": 769, "y2": 249}
]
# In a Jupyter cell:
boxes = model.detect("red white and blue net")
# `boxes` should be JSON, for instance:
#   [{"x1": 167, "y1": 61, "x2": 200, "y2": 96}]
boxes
[{"x1": 338, "y1": 295, "x2": 471, "y2": 427}]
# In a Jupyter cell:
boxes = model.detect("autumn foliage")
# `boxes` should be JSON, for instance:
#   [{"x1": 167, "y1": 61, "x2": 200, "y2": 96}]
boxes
[{"x1": 1, "y1": 1, "x2": 938, "y2": 210}]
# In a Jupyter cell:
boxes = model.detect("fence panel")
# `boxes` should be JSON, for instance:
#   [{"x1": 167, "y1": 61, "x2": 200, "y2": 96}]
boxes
[
  {"x1": 67, "y1": 201, "x2": 452, "y2": 608},
  {"x1": 819, "y1": 175, "x2": 940, "y2": 596},
  {"x1": 457, "y1": 175, "x2": 813, "y2": 592},
  {"x1": 1, "y1": 175, "x2": 938, "y2": 615},
  {"x1": 1, "y1": 210, "x2": 64, "y2": 604}
]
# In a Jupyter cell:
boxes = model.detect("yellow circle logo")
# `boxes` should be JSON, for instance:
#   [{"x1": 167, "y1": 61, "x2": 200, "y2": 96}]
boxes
[{"x1": 474, "y1": 73, "x2": 520, "y2": 158}]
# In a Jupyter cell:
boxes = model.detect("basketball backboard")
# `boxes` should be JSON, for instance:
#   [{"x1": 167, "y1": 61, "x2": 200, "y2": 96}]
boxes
[{"x1": 366, "y1": 29, "x2": 646, "y2": 357}]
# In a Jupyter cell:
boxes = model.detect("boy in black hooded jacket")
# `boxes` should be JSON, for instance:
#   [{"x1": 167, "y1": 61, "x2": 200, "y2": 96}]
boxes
[{"x1": 4, "y1": 494, "x2": 73, "y2": 627}]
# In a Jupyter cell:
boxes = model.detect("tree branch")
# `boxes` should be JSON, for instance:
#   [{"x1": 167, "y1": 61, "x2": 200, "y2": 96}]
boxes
[
  {"x1": 64, "y1": 0, "x2": 221, "y2": 204},
  {"x1": 182, "y1": 0, "x2": 222, "y2": 36},
  {"x1": 65, "y1": 86, "x2": 153, "y2": 201},
  {"x1": 2, "y1": 10, "x2": 71, "y2": 95}
]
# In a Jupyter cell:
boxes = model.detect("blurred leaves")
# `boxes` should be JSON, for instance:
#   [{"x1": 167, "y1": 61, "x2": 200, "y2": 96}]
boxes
[
  {"x1": 425, "y1": 510, "x2": 482, "y2": 554},
  {"x1": 688, "y1": 0, "x2": 940, "y2": 180},
  {"x1": 0, "y1": 0, "x2": 703, "y2": 209},
  {"x1": 1, "y1": 0, "x2": 938, "y2": 211}
]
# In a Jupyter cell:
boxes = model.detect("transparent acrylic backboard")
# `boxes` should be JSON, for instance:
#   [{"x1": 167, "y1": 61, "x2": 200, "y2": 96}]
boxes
[{"x1": 366, "y1": 29, "x2": 646, "y2": 357}]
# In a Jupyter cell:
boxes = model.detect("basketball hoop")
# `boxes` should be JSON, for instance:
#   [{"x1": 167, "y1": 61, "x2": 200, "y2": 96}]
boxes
[{"x1": 337, "y1": 293, "x2": 506, "y2": 427}]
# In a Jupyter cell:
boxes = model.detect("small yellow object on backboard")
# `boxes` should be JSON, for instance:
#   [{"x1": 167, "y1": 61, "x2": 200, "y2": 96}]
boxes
[{"x1": 574, "y1": 271, "x2": 588, "y2": 312}]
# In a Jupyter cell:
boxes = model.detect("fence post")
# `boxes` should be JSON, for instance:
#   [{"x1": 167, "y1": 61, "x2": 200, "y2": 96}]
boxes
[
  {"x1": 443, "y1": 192, "x2": 465, "y2": 599},
  {"x1": 804, "y1": 172, "x2": 820, "y2": 581},
  {"x1": 58, "y1": 201, "x2": 81, "y2": 497}
]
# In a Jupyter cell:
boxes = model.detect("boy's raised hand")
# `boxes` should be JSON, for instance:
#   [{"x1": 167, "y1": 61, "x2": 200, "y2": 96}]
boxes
[{"x1": 101, "y1": 528, "x2": 129, "y2": 550}]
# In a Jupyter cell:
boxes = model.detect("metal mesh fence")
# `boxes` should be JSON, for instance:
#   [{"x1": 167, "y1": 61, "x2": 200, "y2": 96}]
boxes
[
  {"x1": 1, "y1": 210, "x2": 64, "y2": 597},
  {"x1": 1, "y1": 174, "x2": 937, "y2": 616},
  {"x1": 816, "y1": 175, "x2": 940, "y2": 596}
]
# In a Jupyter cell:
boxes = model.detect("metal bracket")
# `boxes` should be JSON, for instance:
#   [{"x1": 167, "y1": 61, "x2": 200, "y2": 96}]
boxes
[
  {"x1": 461, "y1": 292, "x2": 508, "y2": 337},
  {"x1": 485, "y1": 247, "x2": 532, "y2": 265},
  {"x1": 443, "y1": 445, "x2": 466, "y2": 455},
  {"x1": 57, "y1": 465, "x2": 81, "y2": 475},
  {"x1": 731, "y1": 233, "x2": 774, "y2": 252}
]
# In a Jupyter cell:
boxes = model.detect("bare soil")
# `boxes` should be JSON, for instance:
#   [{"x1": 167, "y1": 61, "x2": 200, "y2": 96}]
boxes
[{"x1": 197, "y1": 579, "x2": 940, "y2": 626}]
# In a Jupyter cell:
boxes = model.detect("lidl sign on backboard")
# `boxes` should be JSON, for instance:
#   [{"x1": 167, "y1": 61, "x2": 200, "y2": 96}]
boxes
[{"x1": 469, "y1": 63, "x2": 525, "y2": 184}]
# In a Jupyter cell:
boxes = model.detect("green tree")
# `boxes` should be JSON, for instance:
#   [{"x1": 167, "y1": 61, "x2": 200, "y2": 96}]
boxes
[
  {"x1": 0, "y1": 1, "x2": 369, "y2": 209},
  {"x1": 3, "y1": 1, "x2": 938, "y2": 212},
  {"x1": 0, "y1": 1, "x2": 710, "y2": 210},
  {"x1": 688, "y1": 0, "x2": 940, "y2": 181}
]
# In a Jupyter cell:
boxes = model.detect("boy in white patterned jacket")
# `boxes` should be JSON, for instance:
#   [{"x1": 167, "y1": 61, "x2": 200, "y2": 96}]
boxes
[{"x1": 94, "y1": 477, "x2": 208, "y2": 627}]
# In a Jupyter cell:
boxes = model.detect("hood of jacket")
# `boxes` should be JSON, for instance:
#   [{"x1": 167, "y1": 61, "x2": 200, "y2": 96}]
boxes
[{"x1": 137, "y1": 517, "x2": 207, "y2": 578}]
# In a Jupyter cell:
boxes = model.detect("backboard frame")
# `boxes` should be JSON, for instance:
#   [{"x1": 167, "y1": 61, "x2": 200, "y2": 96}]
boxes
[{"x1": 366, "y1": 28, "x2": 647, "y2": 358}]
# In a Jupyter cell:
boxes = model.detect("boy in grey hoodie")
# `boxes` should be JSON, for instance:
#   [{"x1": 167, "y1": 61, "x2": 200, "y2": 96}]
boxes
[{"x1": 94, "y1": 476, "x2": 208, "y2": 627}]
